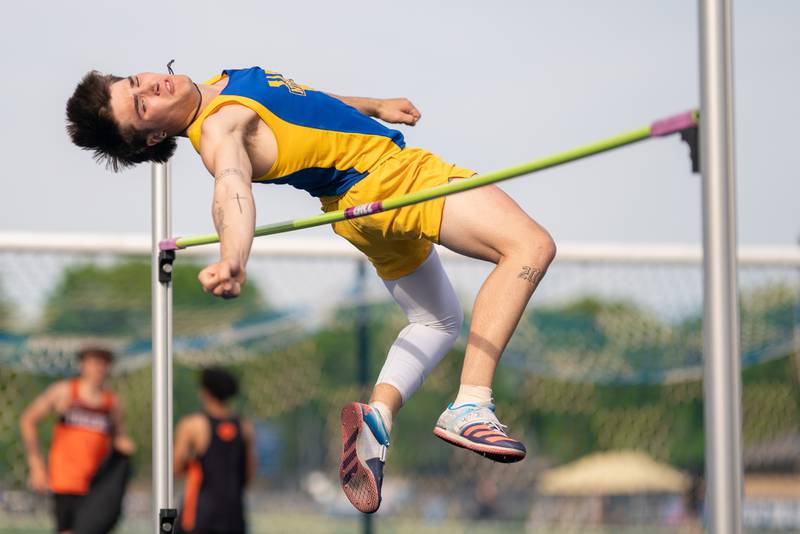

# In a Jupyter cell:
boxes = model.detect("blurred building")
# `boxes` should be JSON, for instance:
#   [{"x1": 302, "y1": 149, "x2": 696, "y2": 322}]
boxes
[
  {"x1": 743, "y1": 432, "x2": 800, "y2": 530},
  {"x1": 529, "y1": 451, "x2": 692, "y2": 527}
]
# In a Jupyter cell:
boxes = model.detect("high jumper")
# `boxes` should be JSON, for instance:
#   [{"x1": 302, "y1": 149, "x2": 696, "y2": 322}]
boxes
[{"x1": 65, "y1": 62, "x2": 696, "y2": 514}]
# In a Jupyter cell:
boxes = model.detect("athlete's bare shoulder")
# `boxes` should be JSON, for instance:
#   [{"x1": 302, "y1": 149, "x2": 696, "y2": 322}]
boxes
[
  {"x1": 198, "y1": 100, "x2": 277, "y2": 177},
  {"x1": 201, "y1": 104, "x2": 259, "y2": 137},
  {"x1": 40, "y1": 379, "x2": 72, "y2": 413},
  {"x1": 50, "y1": 379, "x2": 72, "y2": 401},
  {"x1": 175, "y1": 412, "x2": 205, "y2": 441},
  {"x1": 180, "y1": 412, "x2": 207, "y2": 429}
]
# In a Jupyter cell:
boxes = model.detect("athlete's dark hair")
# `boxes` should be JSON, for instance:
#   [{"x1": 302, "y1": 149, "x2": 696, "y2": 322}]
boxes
[
  {"x1": 65, "y1": 70, "x2": 176, "y2": 172},
  {"x1": 201, "y1": 367, "x2": 239, "y2": 402},
  {"x1": 77, "y1": 346, "x2": 114, "y2": 363}
]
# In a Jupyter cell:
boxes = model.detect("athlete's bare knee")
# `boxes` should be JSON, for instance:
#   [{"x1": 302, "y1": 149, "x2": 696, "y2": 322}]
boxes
[
  {"x1": 534, "y1": 229, "x2": 557, "y2": 266},
  {"x1": 499, "y1": 224, "x2": 556, "y2": 268}
]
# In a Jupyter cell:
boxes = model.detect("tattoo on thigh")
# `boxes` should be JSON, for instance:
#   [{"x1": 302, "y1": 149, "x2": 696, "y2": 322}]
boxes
[
  {"x1": 518, "y1": 265, "x2": 543, "y2": 288},
  {"x1": 216, "y1": 168, "x2": 244, "y2": 182}
]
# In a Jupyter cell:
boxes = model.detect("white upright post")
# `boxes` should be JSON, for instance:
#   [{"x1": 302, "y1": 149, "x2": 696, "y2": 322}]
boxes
[
  {"x1": 698, "y1": 0, "x2": 743, "y2": 532},
  {"x1": 151, "y1": 161, "x2": 176, "y2": 533}
]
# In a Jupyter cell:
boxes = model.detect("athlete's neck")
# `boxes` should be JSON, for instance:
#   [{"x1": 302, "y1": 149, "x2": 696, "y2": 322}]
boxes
[
  {"x1": 77, "y1": 377, "x2": 105, "y2": 397},
  {"x1": 202, "y1": 397, "x2": 232, "y2": 419},
  {"x1": 178, "y1": 77, "x2": 228, "y2": 137}
]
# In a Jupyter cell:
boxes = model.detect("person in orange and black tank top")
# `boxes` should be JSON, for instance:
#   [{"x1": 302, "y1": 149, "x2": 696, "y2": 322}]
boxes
[
  {"x1": 175, "y1": 367, "x2": 257, "y2": 534},
  {"x1": 20, "y1": 347, "x2": 135, "y2": 534}
]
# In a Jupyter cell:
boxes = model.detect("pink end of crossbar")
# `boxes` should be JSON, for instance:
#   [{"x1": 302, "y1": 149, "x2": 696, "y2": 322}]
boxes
[
  {"x1": 159, "y1": 238, "x2": 180, "y2": 251},
  {"x1": 651, "y1": 111, "x2": 697, "y2": 137}
]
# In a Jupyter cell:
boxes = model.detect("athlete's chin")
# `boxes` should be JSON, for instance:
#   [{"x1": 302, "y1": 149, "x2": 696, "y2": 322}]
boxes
[
  {"x1": 180, "y1": 80, "x2": 199, "y2": 105},
  {"x1": 178, "y1": 74, "x2": 195, "y2": 92}
]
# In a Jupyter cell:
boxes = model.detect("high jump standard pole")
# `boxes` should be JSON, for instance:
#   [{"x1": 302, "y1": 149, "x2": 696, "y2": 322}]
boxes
[
  {"x1": 699, "y1": 0, "x2": 743, "y2": 532},
  {"x1": 152, "y1": 161, "x2": 177, "y2": 533}
]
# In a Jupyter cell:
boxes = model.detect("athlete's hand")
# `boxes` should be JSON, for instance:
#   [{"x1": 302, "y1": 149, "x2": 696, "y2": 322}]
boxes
[
  {"x1": 198, "y1": 258, "x2": 247, "y2": 299},
  {"x1": 114, "y1": 435, "x2": 137, "y2": 456},
  {"x1": 376, "y1": 98, "x2": 421, "y2": 126},
  {"x1": 28, "y1": 461, "x2": 48, "y2": 494}
]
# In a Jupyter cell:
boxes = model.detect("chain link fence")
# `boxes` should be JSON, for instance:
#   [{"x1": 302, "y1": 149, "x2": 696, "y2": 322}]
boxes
[{"x1": 0, "y1": 235, "x2": 798, "y2": 533}]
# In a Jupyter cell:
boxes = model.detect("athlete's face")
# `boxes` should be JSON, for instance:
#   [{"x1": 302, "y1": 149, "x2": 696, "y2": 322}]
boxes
[
  {"x1": 109, "y1": 71, "x2": 198, "y2": 145},
  {"x1": 80, "y1": 355, "x2": 110, "y2": 386}
]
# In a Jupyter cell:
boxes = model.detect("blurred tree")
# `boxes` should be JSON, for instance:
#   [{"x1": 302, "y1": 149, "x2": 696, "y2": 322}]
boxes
[
  {"x1": 5, "y1": 273, "x2": 795, "y2": 491},
  {"x1": 41, "y1": 258, "x2": 265, "y2": 337},
  {"x1": 508, "y1": 285, "x2": 798, "y2": 472}
]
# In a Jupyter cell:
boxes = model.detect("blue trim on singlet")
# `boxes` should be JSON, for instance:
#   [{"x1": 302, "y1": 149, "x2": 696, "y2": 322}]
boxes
[
  {"x1": 221, "y1": 67, "x2": 405, "y2": 147},
  {"x1": 266, "y1": 167, "x2": 368, "y2": 197}
]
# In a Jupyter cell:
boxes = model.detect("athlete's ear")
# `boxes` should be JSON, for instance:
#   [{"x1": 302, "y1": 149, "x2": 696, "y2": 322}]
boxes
[{"x1": 146, "y1": 130, "x2": 168, "y2": 146}]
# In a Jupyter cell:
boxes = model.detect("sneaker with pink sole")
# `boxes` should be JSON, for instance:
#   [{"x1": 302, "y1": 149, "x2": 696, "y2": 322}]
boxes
[{"x1": 339, "y1": 402, "x2": 390, "y2": 514}]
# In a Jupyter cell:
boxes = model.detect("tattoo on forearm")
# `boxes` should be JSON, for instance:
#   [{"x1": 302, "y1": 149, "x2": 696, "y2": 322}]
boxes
[
  {"x1": 216, "y1": 168, "x2": 244, "y2": 182},
  {"x1": 215, "y1": 207, "x2": 228, "y2": 232},
  {"x1": 518, "y1": 265, "x2": 543, "y2": 288}
]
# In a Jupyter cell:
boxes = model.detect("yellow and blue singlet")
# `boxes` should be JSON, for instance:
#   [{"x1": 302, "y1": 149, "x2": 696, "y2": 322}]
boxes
[{"x1": 187, "y1": 66, "x2": 405, "y2": 197}]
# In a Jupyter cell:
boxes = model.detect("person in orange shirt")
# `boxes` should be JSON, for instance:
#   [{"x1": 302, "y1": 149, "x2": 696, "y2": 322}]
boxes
[
  {"x1": 174, "y1": 367, "x2": 257, "y2": 534},
  {"x1": 20, "y1": 347, "x2": 135, "y2": 534}
]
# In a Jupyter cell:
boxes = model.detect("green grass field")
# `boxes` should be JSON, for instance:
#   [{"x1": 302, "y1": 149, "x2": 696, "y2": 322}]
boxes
[
  {"x1": 3, "y1": 512, "x2": 796, "y2": 534},
  {"x1": 0, "y1": 513, "x2": 523, "y2": 534},
  {"x1": 2, "y1": 512, "x2": 526, "y2": 534},
  {"x1": 0, "y1": 513, "x2": 645, "y2": 534}
]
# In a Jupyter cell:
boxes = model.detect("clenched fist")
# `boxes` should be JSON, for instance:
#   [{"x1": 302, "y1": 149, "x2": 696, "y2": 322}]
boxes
[
  {"x1": 376, "y1": 98, "x2": 421, "y2": 126},
  {"x1": 198, "y1": 258, "x2": 247, "y2": 299}
]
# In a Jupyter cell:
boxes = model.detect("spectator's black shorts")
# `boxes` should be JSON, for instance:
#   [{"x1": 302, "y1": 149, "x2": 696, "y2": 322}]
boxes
[{"x1": 53, "y1": 493, "x2": 85, "y2": 532}]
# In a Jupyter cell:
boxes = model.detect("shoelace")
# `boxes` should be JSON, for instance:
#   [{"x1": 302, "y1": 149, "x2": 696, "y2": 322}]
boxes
[
  {"x1": 486, "y1": 420, "x2": 509, "y2": 435},
  {"x1": 470, "y1": 406, "x2": 509, "y2": 435}
]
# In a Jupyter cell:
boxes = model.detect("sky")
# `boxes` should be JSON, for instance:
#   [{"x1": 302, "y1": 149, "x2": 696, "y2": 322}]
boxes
[{"x1": 0, "y1": 1, "x2": 797, "y2": 247}]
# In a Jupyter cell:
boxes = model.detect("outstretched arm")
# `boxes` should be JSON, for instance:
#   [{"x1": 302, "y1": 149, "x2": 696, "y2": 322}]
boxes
[
  {"x1": 110, "y1": 398, "x2": 136, "y2": 455},
  {"x1": 197, "y1": 117, "x2": 256, "y2": 299},
  {"x1": 328, "y1": 94, "x2": 422, "y2": 126}
]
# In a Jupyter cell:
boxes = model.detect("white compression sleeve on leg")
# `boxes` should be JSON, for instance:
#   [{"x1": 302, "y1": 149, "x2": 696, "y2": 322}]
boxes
[{"x1": 376, "y1": 249, "x2": 463, "y2": 403}]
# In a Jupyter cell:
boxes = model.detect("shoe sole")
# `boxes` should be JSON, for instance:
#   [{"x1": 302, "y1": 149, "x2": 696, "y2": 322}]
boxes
[
  {"x1": 340, "y1": 402, "x2": 381, "y2": 514},
  {"x1": 433, "y1": 426, "x2": 526, "y2": 463}
]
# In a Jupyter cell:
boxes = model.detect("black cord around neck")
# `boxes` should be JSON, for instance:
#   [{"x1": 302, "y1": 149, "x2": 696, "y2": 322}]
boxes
[{"x1": 181, "y1": 82, "x2": 203, "y2": 134}]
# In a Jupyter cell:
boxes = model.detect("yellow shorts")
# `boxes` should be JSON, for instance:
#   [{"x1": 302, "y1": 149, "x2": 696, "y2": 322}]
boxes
[{"x1": 320, "y1": 147, "x2": 474, "y2": 280}]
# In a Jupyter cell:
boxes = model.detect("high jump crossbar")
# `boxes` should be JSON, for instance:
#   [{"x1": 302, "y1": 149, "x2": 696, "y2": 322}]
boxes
[
  {"x1": 150, "y1": 110, "x2": 698, "y2": 532},
  {"x1": 159, "y1": 110, "x2": 699, "y2": 252}
]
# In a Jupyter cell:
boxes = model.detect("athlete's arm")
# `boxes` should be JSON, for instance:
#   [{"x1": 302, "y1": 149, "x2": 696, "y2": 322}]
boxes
[
  {"x1": 241, "y1": 418, "x2": 258, "y2": 486},
  {"x1": 19, "y1": 381, "x2": 66, "y2": 493},
  {"x1": 197, "y1": 113, "x2": 256, "y2": 300},
  {"x1": 110, "y1": 398, "x2": 136, "y2": 455},
  {"x1": 173, "y1": 415, "x2": 198, "y2": 477},
  {"x1": 327, "y1": 94, "x2": 421, "y2": 126}
]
